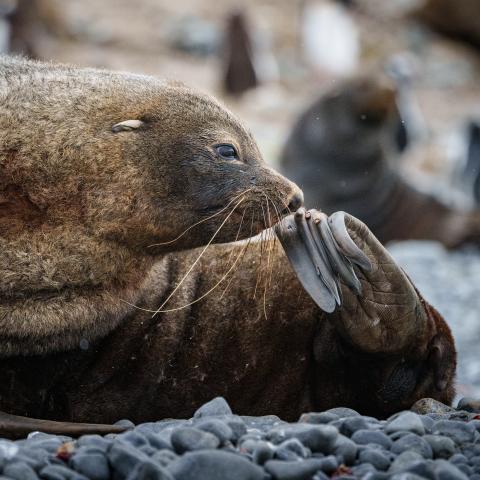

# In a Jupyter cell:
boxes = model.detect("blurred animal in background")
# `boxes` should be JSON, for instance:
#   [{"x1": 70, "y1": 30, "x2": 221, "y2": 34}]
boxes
[
  {"x1": 413, "y1": 0, "x2": 480, "y2": 51},
  {"x1": 280, "y1": 76, "x2": 480, "y2": 248},
  {"x1": 0, "y1": 0, "x2": 60, "y2": 57},
  {"x1": 222, "y1": 11, "x2": 258, "y2": 96}
]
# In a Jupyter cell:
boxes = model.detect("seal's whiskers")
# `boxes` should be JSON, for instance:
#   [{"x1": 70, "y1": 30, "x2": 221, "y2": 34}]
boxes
[{"x1": 148, "y1": 188, "x2": 253, "y2": 247}]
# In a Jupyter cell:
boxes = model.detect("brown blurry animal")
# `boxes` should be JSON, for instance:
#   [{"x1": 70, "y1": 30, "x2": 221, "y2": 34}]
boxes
[
  {"x1": 280, "y1": 76, "x2": 480, "y2": 247},
  {"x1": 0, "y1": 57, "x2": 455, "y2": 436}
]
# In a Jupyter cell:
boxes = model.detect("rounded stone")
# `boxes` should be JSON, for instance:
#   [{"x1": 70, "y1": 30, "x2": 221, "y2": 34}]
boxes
[
  {"x1": 171, "y1": 427, "x2": 220, "y2": 454},
  {"x1": 358, "y1": 447, "x2": 391, "y2": 471},
  {"x1": 410, "y1": 399, "x2": 454, "y2": 415},
  {"x1": 151, "y1": 449, "x2": 178, "y2": 467},
  {"x1": 264, "y1": 458, "x2": 327, "y2": 479},
  {"x1": 386, "y1": 412, "x2": 425, "y2": 436},
  {"x1": 457, "y1": 397, "x2": 480, "y2": 413},
  {"x1": 424, "y1": 434, "x2": 456, "y2": 459},
  {"x1": 3, "y1": 461, "x2": 39, "y2": 480},
  {"x1": 195, "y1": 419, "x2": 234, "y2": 444},
  {"x1": 267, "y1": 424, "x2": 338, "y2": 453},
  {"x1": 351, "y1": 429, "x2": 392, "y2": 449},
  {"x1": 391, "y1": 433, "x2": 433, "y2": 459},
  {"x1": 389, "y1": 451, "x2": 424, "y2": 473},
  {"x1": 339, "y1": 417, "x2": 369, "y2": 437},
  {"x1": 432, "y1": 420, "x2": 476, "y2": 444},
  {"x1": 70, "y1": 453, "x2": 110, "y2": 480},
  {"x1": 167, "y1": 450, "x2": 266, "y2": 480},
  {"x1": 433, "y1": 459, "x2": 469, "y2": 480},
  {"x1": 275, "y1": 438, "x2": 310, "y2": 461},
  {"x1": 299, "y1": 412, "x2": 339, "y2": 424},
  {"x1": 252, "y1": 442, "x2": 274, "y2": 465},
  {"x1": 325, "y1": 408, "x2": 361, "y2": 418},
  {"x1": 126, "y1": 461, "x2": 174, "y2": 480},
  {"x1": 193, "y1": 398, "x2": 233, "y2": 418},
  {"x1": 331, "y1": 434, "x2": 357, "y2": 465}
]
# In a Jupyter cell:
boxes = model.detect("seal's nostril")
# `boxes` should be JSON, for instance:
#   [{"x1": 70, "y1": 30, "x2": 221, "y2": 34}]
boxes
[{"x1": 287, "y1": 190, "x2": 304, "y2": 212}]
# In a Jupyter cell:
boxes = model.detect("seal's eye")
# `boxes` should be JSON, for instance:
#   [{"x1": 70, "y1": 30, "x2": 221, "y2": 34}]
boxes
[{"x1": 215, "y1": 144, "x2": 239, "y2": 161}]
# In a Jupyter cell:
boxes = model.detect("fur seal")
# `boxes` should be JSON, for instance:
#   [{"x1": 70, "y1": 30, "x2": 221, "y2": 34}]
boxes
[
  {"x1": 0, "y1": 57, "x2": 455, "y2": 434},
  {"x1": 280, "y1": 76, "x2": 480, "y2": 247}
]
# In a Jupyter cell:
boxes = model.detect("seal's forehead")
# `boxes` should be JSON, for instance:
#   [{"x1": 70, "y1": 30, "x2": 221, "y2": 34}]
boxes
[{"x1": 159, "y1": 83, "x2": 258, "y2": 146}]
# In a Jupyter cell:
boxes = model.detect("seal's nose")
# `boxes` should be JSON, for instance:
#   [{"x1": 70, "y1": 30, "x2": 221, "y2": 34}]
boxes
[{"x1": 287, "y1": 189, "x2": 304, "y2": 212}]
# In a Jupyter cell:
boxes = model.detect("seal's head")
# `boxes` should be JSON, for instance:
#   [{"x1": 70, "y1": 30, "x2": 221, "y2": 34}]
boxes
[
  {"x1": 110, "y1": 83, "x2": 304, "y2": 252},
  {"x1": 1, "y1": 59, "x2": 303, "y2": 257}
]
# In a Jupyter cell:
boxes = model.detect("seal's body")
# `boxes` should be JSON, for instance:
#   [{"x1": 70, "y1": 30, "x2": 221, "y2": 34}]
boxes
[
  {"x1": 0, "y1": 58, "x2": 455, "y2": 424},
  {"x1": 280, "y1": 77, "x2": 480, "y2": 247}
]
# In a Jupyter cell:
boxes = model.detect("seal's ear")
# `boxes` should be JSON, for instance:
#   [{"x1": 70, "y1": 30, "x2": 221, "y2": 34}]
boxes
[{"x1": 111, "y1": 119, "x2": 145, "y2": 133}]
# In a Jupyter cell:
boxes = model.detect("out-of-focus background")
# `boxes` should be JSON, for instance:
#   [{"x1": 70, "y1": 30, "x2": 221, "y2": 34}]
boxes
[{"x1": 2, "y1": 0, "x2": 480, "y2": 399}]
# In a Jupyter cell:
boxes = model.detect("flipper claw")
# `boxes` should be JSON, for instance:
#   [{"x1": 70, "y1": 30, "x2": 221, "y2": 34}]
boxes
[
  {"x1": 328, "y1": 211, "x2": 373, "y2": 271},
  {"x1": 276, "y1": 209, "x2": 372, "y2": 312}
]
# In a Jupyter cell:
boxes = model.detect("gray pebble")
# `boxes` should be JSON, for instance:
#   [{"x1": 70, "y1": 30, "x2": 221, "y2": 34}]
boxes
[
  {"x1": 298, "y1": 412, "x2": 339, "y2": 424},
  {"x1": 386, "y1": 412, "x2": 425, "y2": 436},
  {"x1": 351, "y1": 429, "x2": 392, "y2": 449},
  {"x1": 107, "y1": 441, "x2": 150, "y2": 478},
  {"x1": 125, "y1": 461, "x2": 174, "y2": 480},
  {"x1": 114, "y1": 419, "x2": 135, "y2": 429},
  {"x1": 167, "y1": 450, "x2": 266, "y2": 480},
  {"x1": 170, "y1": 427, "x2": 220, "y2": 454},
  {"x1": 195, "y1": 419, "x2": 234, "y2": 444},
  {"x1": 264, "y1": 458, "x2": 327, "y2": 479},
  {"x1": 252, "y1": 442, "x2": 274, "y2": 465},
  {"x1": 432, "y1": 420, "x2": 476, "y2": 444},
  {"x1": 358, "y1": 447, "x2": 391, "y2": 471},
  {"x1": 424, "y1": 434, "x2": 456, "y2": 459},
  {"x1": 70, "y1": 453, "x2": 110, "y2": 480},
  {"x1": 193, "y1": 397, "x2": 233, "y2": 418},
  {"x1": 274, "y1": 438, "x2": 310, "y2": 461},
  {"x1": 457, "y1": 397, "x2": 480, "y2": 413},
  {"x1": 339, "y1": 416, "x2": 369, "y2": 437},
  {"x1": 4, "y1": 461, "x2": 39, "y2": 480},
  {"x1": 389, "y1": 451, "x2": 424, "y2": 473},
  {"x1": 39, "y1": 464, "x2": 88, "y2": 480},
  {"x1": 433, "y1": 459, "x2": 469, "y2": 480},
  {"x1": 391, "y1": 433, "x2": 433, "y2": 458},
  {"x1": 331, "y1": 434, "x2": 357, "y2": 465},
  {"x1": 76, "y1": 435, "x2": 111, "y2": 452},
  {"x1": 267, "y1": 424, "x2": 338, "y2": 453},
  {"x1": 325, "y1": 408, "x2": 360, "y2": 418},
  {"x1": 150, "y1": 449, "x2": 178, "y2": 467}
]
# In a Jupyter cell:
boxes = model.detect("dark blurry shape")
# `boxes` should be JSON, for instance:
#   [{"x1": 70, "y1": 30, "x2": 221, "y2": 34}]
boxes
[
  {"x1": 462, "y1": 121, "x2": 480, "y2": 206},
  {"x1": 223, "y1": 11, "x2": 258, "y2": 96},
  {"x1": 6, "y1": 0, "x2": 42, "y2": 57},
  {"x1": 2, "y1": 0, "x2": 63, "y2": 58},
  {"x1": 413, "y1": 0, "x2": 480, "y2": 50},
  {"x1": 334, "y1": 0, "x2": 356, "y2": 8},
  {"x1": 168, "y1": 15, "x2": 220, "y2": 57},
  {"x1": 280, "y1": 76, "x2": 480, "y2": 248}
]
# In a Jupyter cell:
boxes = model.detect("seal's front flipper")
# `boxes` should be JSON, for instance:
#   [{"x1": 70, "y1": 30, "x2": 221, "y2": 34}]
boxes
[
  {"x1": 0, "y1": 411, "x2": 130, "y2": 440},
  {"x1": 275, "y1": 212, "x2": 336, "y2": 313}
]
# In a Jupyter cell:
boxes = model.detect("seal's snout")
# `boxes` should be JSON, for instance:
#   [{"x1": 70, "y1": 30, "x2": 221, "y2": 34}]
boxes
[{"x1": 287, "y1": 189, "x2": 304, "y2": 212}]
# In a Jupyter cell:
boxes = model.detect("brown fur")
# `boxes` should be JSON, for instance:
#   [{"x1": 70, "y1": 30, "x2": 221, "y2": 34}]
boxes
[{"x1": 0, "y1": 57, "x2": 455, "y2": 421}]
